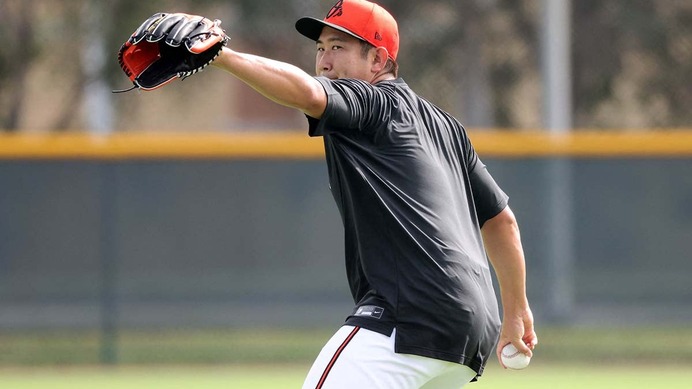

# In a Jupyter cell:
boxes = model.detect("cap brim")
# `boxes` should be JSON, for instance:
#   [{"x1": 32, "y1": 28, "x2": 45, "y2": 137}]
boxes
[{"x1": 295, "y1": 17, "x2": 365, "y2": 43}]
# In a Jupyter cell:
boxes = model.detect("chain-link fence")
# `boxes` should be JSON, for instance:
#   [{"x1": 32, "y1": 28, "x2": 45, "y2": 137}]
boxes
[{"x1": 2, "y1": 156, "x2": 691, "y2": 330}]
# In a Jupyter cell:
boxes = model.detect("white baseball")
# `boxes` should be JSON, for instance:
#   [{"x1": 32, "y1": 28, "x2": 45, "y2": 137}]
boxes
[{"x1": 501, "y1": 343, "x2": 531, "y2": 370}]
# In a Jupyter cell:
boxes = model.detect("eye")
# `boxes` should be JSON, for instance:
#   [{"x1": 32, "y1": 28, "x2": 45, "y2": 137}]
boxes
[{"x1": 332, "y1": 45, "x2": 342, "y2": 50}]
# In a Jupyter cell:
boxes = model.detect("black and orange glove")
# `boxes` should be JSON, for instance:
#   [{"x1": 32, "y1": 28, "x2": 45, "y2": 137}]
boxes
[{"x1": 116, "y1": 12, "x2": 228, "y2": 92}]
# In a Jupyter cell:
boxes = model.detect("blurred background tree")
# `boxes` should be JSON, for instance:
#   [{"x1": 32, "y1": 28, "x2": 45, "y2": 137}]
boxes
[
  {"x1": 0, "y1": 0, "x2": 37, "y2": 131},
  {"x1": 572, "y1": 0, "x2": 691, "y2": 128},
  {"x1": 0, "y1": 0, "x2": 689, "y2": 132}
]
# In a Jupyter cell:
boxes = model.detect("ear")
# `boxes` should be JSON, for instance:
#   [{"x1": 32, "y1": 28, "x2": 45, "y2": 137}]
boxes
[{"x1": 371, "y1": 46, "x2": 390, "y2": 73}]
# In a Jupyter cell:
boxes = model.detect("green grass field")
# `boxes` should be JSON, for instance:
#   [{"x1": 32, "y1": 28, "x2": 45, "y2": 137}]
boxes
[
  {"x1": 2, "y1": 363, "x2": 691, "y2": 389},
  {"x1": 2, "y1": 326, "x2": 692, "y2": 388}
]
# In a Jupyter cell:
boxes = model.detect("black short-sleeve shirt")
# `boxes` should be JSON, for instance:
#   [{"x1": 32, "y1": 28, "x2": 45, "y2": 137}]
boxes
[{"x1": 307, "y1": 77, "x2": 508, "y2": 377}]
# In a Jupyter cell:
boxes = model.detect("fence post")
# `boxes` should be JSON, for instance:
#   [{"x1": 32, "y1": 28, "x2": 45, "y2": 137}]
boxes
[{"x1": 541, "y1": 0, "x2": 575, "y2": 322}]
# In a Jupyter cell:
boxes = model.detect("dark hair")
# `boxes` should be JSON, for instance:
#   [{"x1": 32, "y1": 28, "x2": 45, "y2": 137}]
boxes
[{"x1": 360, "y1": 40, "x2": 398, "y2": 78}]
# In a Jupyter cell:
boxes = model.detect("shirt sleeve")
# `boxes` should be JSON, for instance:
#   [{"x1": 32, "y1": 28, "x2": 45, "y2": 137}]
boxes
[
  {"x1": 307, "y1": 77, "x2": 393, "y2": 138},
  {"x1": 467, "y1": 149, "x2": 509, "y2": 227}
]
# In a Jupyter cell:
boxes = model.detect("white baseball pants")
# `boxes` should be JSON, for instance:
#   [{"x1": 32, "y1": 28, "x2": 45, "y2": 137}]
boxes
[{"x1": 302, "y1": 325, "x2": 477, "y2": 389}]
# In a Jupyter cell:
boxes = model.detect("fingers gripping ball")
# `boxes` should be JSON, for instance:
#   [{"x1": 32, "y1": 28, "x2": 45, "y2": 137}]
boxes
[
  {"x1": 501, "y1": 343, "x2": 531, "y2": 370},
  {"x1": 116, "y1": 12, "x2": 229, "y2": 91}
]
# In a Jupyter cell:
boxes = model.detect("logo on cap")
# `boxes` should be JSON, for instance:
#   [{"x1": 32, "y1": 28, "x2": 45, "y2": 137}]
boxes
[{"x1": 327, "y1": 0, "x2": 344, "y2": 19}]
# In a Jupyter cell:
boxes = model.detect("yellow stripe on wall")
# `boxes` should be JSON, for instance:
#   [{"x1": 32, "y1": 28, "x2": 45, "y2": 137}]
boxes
[
  {"x1": 1, "y1": 130, "x2": 691, "y2": 160},
  {"x1": 469, "y1": 130, "x2": 692, "y2": 158},
  {"x1": 0, "y1": 132, "x2": 323, "y2": 160}
]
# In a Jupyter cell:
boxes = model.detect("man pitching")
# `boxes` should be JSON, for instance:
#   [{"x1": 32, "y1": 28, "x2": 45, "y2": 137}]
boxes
[{"x1": 119, "y1": 0, "x2": 538, "y2": 387}]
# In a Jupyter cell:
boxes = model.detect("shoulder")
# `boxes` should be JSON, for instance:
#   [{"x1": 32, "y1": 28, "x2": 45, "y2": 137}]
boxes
[
  {"x1": 316, "y1": 77, "x2": 402, "y2": 96},
  {"x1": 310, "y1": 78, "x2": 407, "y2": 138}
]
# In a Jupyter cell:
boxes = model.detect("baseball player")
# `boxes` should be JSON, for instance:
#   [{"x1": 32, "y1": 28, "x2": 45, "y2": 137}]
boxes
[
  {"x1": 213, "y1": 0, "x2": 537, "y2": 387},
  {"x1": 213, "y1": 0, "x2": 537, "y2": 389}
]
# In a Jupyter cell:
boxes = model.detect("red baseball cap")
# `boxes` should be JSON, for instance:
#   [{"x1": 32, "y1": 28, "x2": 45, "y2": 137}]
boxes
[{"x1": 296, "y1": 0, "x2": 400, "y2": 61}]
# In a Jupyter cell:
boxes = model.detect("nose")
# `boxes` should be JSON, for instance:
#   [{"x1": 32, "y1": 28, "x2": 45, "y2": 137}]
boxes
[{"x1": 316, "y1": 53, "x2": 331, "y2": 75}]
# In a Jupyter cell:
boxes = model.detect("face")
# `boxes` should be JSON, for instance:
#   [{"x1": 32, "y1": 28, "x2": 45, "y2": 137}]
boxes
[{"x1": 315, "y1": 27, "x2": 374, "y2": 81}]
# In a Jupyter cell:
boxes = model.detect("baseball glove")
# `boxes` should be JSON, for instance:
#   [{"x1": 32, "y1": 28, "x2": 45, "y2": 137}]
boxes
[{"x1": 115, "y1": 12, "x2": 229, "y2": 92}]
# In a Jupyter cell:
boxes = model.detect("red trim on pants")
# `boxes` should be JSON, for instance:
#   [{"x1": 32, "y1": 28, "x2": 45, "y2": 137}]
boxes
[{"x1": 315, "y1": 326, "x2": 361, "y2": 389}]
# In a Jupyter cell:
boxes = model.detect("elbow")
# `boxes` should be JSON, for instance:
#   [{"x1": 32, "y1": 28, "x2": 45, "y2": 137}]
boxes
[{"x1": 482, "y1": 206, "x2": 519, "y2": 234}]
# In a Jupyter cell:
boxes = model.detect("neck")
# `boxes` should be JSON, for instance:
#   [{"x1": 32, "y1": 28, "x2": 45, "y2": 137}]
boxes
[{"x1": 371, "y1": 72, "x2": 396, "y2": 84}]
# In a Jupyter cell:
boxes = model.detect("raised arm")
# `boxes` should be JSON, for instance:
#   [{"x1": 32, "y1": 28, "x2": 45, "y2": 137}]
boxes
[
  {"x1": 481, "y1": 206, "x2": 538, "y2": 367},
  {"x1": 212, "y1": 46, "x2": 327, "y2": 119}
]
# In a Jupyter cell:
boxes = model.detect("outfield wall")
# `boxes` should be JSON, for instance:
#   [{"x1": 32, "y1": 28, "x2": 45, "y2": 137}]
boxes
[{"x1": 1, "y1": 131, "x2": 691, "y2": 332}]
